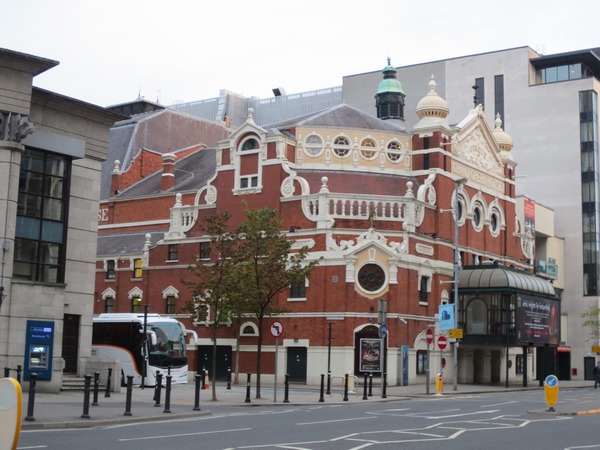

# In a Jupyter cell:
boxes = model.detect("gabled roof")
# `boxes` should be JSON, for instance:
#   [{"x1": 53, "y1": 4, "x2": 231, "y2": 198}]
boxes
[{"x1": 267, "y1": 104, "x2": 403, "y2": 133}]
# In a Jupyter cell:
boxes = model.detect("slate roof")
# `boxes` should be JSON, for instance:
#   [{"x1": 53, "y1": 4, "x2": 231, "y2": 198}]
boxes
[
  {"x1": 97, "y1": 231, "x2": 165, "y2": 257},
  {"x1": 266, "y1": 104, "x2": 404, "y2": 133},
  {"x1": 100, "y1": 109, "x2": 230, "y2": 200},
  {"x1": 114, "y1": 148, "x2": 217, "y2": 198}
]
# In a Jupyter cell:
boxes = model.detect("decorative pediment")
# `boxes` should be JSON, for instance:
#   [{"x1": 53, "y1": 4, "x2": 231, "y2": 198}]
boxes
[
  {"x1": 101, "y1": 288, "x2": 116, "y2": 300},
  {"x1": 454, "y1": 127, "x2": 504, "y2": 176},
  {"x1": 162, "y1": 286, "x2": 179, "y2": 299},
  {"x1": 328, "y1": 228, "x2": 407, "y2": 256}
]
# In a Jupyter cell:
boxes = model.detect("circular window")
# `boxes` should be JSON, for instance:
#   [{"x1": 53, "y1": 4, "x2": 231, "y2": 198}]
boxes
[
  {"x1": 386, "y1": 141, "x2": 404, "y2": 163},
  {"x1": 490, "y1": 210, "x2": 501, "y2": 236},
  {"x1": 360, "y1": 138, "x2": 378, "y2": 160},
  {"x1": 357, "y1": 263, "x2": 386, "y2": 292},
  {"x1": 304, "y1": 134, "x2": 324, "y2": 157},
  {"x1": 333, "y1": 136, "x2": 351, "y2": 158}
]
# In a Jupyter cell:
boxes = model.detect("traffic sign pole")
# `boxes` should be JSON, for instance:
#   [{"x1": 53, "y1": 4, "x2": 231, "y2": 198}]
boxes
[
  {"x1": 270, "y1": 321, "x2": 284, "y2": 402},
  {"x1": 425, "y1": 327, "x2": 434, "y2": 395}
]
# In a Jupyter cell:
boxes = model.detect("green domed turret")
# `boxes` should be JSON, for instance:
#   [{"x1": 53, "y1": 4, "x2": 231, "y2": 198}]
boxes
[{"x1": 375, "y1": 58, "x2": 406, "y2": 121}]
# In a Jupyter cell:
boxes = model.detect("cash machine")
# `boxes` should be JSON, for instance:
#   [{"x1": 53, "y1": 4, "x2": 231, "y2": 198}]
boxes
[{"x1": 23, "y1": 320, "x2": 54, "y2": 381}]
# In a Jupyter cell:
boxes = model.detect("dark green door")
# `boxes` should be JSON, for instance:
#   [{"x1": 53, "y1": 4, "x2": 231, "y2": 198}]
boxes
[{"x1": 286, "y1": 347, "x2": 307, "y2": 383}]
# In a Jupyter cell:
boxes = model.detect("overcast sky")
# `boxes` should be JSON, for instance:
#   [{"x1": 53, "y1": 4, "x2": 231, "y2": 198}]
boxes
[{"x1": 1, "y1": 0, "x2": 598, "y2": 108}]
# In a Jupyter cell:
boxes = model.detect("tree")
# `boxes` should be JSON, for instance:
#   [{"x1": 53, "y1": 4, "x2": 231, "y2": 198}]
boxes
[
  {"x1": 234, "y1": 207, "x2": 321, "y2": 398},
  {"x1": 582, "y1": 305, "x2": 600, "y2": 341},
  {"x1": 183, "y1": 212, "x2": 241, "y2": 401}
]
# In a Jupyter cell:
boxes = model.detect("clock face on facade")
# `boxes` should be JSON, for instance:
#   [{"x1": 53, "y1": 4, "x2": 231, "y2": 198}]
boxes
[{"x1": 357, "y1": 263, "x2": 386, "y2": 292}]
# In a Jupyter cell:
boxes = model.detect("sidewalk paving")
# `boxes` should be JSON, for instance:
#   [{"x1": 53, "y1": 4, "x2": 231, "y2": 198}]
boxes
[{"x1": 15, "y1": 378, "x2": 599, "y2": 430}]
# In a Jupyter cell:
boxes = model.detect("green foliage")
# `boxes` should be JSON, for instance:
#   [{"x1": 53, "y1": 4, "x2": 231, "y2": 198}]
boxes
[{"x1": 582, "y1": 305, "x2": 600, "y2": 340}]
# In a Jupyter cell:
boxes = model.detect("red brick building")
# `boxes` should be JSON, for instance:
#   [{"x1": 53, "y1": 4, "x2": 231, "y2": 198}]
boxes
[{"x1": 95, "y1": 64, "x2": 557, "y2": 387}]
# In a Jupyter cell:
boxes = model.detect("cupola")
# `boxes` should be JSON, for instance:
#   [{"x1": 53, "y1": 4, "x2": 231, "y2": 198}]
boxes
[
  {"x1": 375, "y1": 58, "x2": 406, "y2": 121},
  {"x1": 416, "y1": 75, "x2": 449, "y2": 119}
]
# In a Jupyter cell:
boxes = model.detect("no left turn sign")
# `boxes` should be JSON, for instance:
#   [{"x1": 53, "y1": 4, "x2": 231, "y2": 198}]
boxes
[{"x1": 270, "y1": 321, "x2": 284, "y2": 337}]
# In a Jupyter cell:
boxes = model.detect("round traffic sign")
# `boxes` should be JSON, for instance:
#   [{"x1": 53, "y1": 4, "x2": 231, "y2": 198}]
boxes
[
  {"x1": 438, "y1": 335, "x2": 448, "y2": 350},
  {"x1": 270, "y1": 321, "x2": 284, "y2": 337},
  {"x1": 426, "y1": 328, "x2": 434, "y2": 345}
]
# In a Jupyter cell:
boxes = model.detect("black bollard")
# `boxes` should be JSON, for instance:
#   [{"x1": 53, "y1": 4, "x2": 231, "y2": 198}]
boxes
[
  {"x1": 227, "y1": 367, "x2": 231, "y2": 390},
  {"x1": 81, "y1": 374, "x2": 92, "y2": 418},
  {"x1": 3, "y1": 367, "x2": 9, "y2": 378},
  {"x1": 24, "y1": 373, "x2": 37, "y2": 422},
  {"x1": 164, "y1": 375, "x2": 172, "y2": 413},
  {"x1": 326, "y1": 370, "x2": 331, "y2": 395},
  {"x1": 201, "y1": 367, "x2": 206, "y2": 390},
  {"x1": 368, "y1": 372, "x2": 373, "y2": 397},
  {"x1": 244, "y1": 373, "x2": 251, "y2": 403},
  {"x1": 382, "y1": 372, "x2": 387, "y2": 399},
  {"x1": 154, "y1": 372, "x2": 163, "y2": 407},
  {"x1": 193, "y1": 373, "x2": 201, "y2": 411},
  {"x1": 363, "y1": 373, "x2": 368, "y2": 400},
  {"x1": 16, "y1": 365, "x2": 22, "y2": 384},
  {"x1": 124, "y1": 375, "x2": 133, "y2": 416},
  {"x1": 283, "y1": 374, "x2": 290, "y2": 403},
  {"x1": 319, "y1": 374, "x2": 325, "y2": 403},
  {"x1": 105, "y1": 368, "x2": 112, "y2": 398},
  {"x1": 92, "y1": 372, "x2": 100, "y2": 406},
  {"x1": 343, "y1": 373, "x2": 349, "y2": 401}
]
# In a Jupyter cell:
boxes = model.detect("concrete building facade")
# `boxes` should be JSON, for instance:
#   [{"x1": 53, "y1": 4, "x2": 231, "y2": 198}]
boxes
[{"x1": 0, "y1": 48, "x2": 121, "y2": 392}]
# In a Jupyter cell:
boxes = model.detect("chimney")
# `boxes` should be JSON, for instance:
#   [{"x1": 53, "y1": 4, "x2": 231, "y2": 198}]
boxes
[
  {"x1": 161, "y1": 153, "x2": 176, "y2": 191},
  {"x1": 111, "y1": 160, "x2": 121, "y2": 197}
]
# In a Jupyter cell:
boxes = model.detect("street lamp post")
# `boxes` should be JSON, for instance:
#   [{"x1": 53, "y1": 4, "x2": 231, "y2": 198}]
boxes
[
  {"x1": 326, "y1": 323, "x2": 332, "y2": 395},
  {"x1": 453, "y1": 178, "x2": 467, "y2": 391}
]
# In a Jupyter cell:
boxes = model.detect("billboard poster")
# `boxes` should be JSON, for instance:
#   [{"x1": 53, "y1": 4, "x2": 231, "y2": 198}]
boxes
[
  {"x1": 360, "y1": 338, "x2": 382, "y2": 372},
  {"x1": 439, "y1": 304, "x2": 455, "y2": 330},
  {"x1": 515, "y1": 294, "x2": 559, "y2": 345}
]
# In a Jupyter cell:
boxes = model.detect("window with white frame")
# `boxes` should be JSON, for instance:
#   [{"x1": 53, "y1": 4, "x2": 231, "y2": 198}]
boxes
[
  {"x1": 303, "y1": 134, "x2": 324, "y2": 157},
  {"x1": 359, "y1": 138, "x2": 378, "y2": 160},
  {"x1": 240, "y1": 321, "x2": 259, "y2": 336},
  {"x1": 333, "y1": 136, "x2": 352, "y2": 158},
  {"x1": 106, "y1": 259, "x2": 116, "y2": 280},
  {"x1": 385, "y1": 140, "x2": 404, "y2": 163},
  {"x1": 240, "y1": 175, "x2": 259, "y2": 189}
]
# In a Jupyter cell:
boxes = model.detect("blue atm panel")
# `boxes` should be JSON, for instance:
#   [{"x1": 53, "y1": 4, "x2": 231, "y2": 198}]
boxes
[{"x1": 24, "y1": 320, "x2": 54, "y2": 381}]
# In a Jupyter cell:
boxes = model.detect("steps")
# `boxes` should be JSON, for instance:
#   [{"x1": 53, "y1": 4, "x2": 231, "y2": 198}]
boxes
[{"x1": 61, "y1": 374, "x2": 105, "y2": 392}]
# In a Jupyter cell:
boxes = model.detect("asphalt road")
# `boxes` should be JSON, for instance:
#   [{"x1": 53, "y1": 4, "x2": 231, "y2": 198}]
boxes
[{"x1": 18, "y1": 389, "x2": 600, "y2": 450}]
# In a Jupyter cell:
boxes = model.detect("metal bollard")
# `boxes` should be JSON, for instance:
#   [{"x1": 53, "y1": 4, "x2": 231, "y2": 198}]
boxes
[
  {"x1": 3, "y1": 367, "x2": 9, "y2": 378},
  {"x1": 193, "y1": 373, "x2": 201, "y2": 411},
  {"x1": 82, "y1": 374, "x2": 92, "y2": 418},
  {"x1": 227, "y1": 367, "x2": 231, "y2": 390},
  {"x1": 368, "y1": 372, "x2": 373, "y2": 397},
  {"x1": 319, "y1": 374, "x2": 325, "y2": 403},
  {"x1": 154, "y1": 372, "x2": 163, "y2": 407},
  {"x1": 245, "y1": 373, "x2": 251, "y2": 403},
  {"x1": 382, "y1": 372, "x2": 387, "y2": 399},
  {"x1": 124, "y1": 375, "x2": 133, "y2": 416},
  {"x1": 24, "y1": 373, "x2": 37, "y2": 422},
  {"x1": 326, "y1": 370, "x2": 331, "y2": 395},
  {"x1": 16, "y1": 365, "x2": 22, "y2": 384},
  {"x1": 201, "y1": 367, "x2": 206, "y2": 390},
  {"x1": 343, "y1": 373, "x2": 349, "y2": 401},
  {"x1": 105, "y1": 368, "x2": 112, "y2": 398},
  {"x1": 163, "y1": 375, "x2": 172, "y2": 413},
  {"x1": 363, "y1": 373, "x2": 368, "y2": 400},
  {"x1": 283, "y1": 374, "x2": 290, "y2": 403},
  {"x1": 92, "y1": 372, "x2": 100, "y2": 406}
]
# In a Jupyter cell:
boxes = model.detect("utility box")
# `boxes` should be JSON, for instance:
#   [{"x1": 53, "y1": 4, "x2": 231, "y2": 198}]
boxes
[{"x1": 23, "y1": 320, "x2": 54, "y2": 381}]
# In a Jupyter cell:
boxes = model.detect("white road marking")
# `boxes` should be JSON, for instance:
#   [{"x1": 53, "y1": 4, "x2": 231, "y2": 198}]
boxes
[
  {"x1": 297, "y1": 416, "x2": 377, "y2": 426},
  {"x1": 118, "y1": 427, "x2": 251, "y2": 441},
  {"x1": 481, "y1": 400, "x2": 518, "y2": 407}
]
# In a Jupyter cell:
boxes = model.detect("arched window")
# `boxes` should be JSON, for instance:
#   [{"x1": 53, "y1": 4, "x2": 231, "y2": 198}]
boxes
[
  {"x1": 241, "y1": 138, "x2": 260, "y2": 151},
  {"x1": 466, "y1": 298, "x2": 487, "y2": 334}
]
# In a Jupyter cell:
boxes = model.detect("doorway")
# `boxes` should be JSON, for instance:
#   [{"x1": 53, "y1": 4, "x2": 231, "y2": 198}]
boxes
[
  {"x1": 473, "y1": 349, "x2": 484, "y2": 384},
  {"x1": 286, "y1": 347, "x2": 307, "y2": 383},
  {"x1": 197, "y1": 345, "x2": 233, "y2": 381},
  {"x1": 61, "y1": 314, "x2": 80, "y2": 374}
]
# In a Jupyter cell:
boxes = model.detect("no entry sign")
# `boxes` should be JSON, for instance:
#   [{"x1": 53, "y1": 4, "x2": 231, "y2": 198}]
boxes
[{"x1": 437, "y1": 335, "x2": 448, "y2": 350}]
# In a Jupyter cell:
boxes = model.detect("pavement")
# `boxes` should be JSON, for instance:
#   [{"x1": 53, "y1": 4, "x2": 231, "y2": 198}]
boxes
[{"x1": 13, "y1": 378, "x2": 600, "y2": 430}]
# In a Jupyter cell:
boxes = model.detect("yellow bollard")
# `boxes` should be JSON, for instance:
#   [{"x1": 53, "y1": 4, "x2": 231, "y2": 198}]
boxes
[{"x1": 435, "y1": 372, "x2": 443, "y2": 394}]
